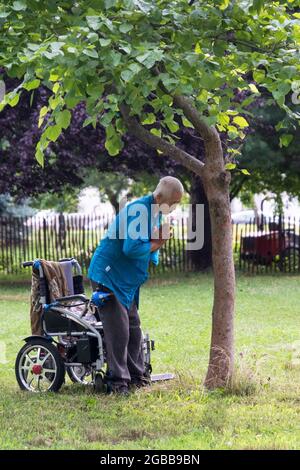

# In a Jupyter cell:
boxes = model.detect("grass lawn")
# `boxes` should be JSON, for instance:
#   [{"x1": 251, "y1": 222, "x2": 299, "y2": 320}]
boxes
[{"x1": 0, "y1": 272, "x2": 300, "y2": 450}]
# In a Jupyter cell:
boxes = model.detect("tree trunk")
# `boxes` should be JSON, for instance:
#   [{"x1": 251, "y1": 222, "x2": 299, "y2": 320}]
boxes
[
  {"x1": 202, "y1": 133, "x2": 235, "y2": 389},
  {"x1": 58, "y1": 212, "x2": 66, "y2": 251},
  {"x1": 121, "y1": 96, "x2": 235, "y2": 389},
  {"x1": 188, "y1": 175, "x2": 212, "y2": 270}
]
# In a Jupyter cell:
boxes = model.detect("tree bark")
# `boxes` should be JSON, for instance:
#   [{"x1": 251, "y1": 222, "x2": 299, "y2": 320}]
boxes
[{"x1": 202, "y1": 132, "x2": 235, "y2": 389}]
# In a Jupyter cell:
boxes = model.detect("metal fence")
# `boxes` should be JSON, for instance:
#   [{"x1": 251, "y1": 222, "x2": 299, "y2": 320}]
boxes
[
  {"x1": 0, "y1": 213, "x2": 299, "y2": 276},
  {"x1": 0, "y1": 212, "x2": 193, "y2": 276}
]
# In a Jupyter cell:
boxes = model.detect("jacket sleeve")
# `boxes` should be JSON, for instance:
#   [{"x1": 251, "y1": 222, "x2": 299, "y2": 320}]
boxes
[{"x1": 150, "y1": 249, "x2": 160, "y2": 266}]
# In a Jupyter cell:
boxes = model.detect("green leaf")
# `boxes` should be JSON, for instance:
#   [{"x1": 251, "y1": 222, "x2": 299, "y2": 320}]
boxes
[
  {"x1": 38, "y1": 106, "x2": 48, "y2": 127},
  {"x1": 240, "y1": 169, "x2": 251, "y2": 175},
  {"x1": 233, "y1": 116, "x2": 249, "y2": 128},
  {"x1": 35, "y1": 143, "x2": 44, "y2": 167},
  {"x1": 99, "y1": 111, "x2": 114, "y2": 127},
  {"x1": 249, "y1": 83, "x2": 260, "y2": 94},
  {"x1": 165, "y1": 118, "x2": 179, "y2": 133},
  {"x1": 136, "y1": 50, "x2": 163, "y2": 69},
  {"x1": 45, "y1": 124, "x2": 62, "y2": 142},
  {"x1": 56, "y1": 109, "x2": 71, "y2": 130},
  {"x1": 49, "y1": 73, "x2": 59, "y2": 82},
  {"x1": 279, "y1": 134, "x2": 293, "y2": 148},
  {"x1": 142, "y1": 113, "x2": 156, "y2": 125},
  {"x1": 120, "y1": 65, "x2": 142, "y2": 82},
  {"x1": 52, "y1": 82, "x2": 60, "y2": 94},
  {"x1": 83, "y1": 116, "x2": 97, "y2": 128},
  {"x1": 225, "y1": 163, "x2": 236, "y2": 170},
  {"x1": 218, "y1": 113, "x2": 230, "y2": 127},
  {"x1": 40, "y1": 106, "x2": 48, "y2": 118},
  {"x1": 99, "y1": 38, "x2": 111, "y2": 47},
  {"x1": 86, "y1": 16, "x2": 101, "y2": 31},
  {"x1": 23, "y1": 79, "x2": 40, "y2": 91},
  {"x1": 219, "y1": 0, "x2": 229, "y2": 11},
  {"x1": 108, "y1": 51, "x2": 122, "y2": 67},
  {"x1": 83, "y1": 49, "x2": 98, "y2": 59},
  {"x1": 49, "y1": 95, "x2": 62, "y2": 110},
  {"x1": 105, "y1": 132, "x2": 123, "y2": 156},
  {"x1": 105, "y1": 0, "x2": 117, "y2": 9},
  {"x1": 253, "y1": 70, "x2": 265, "y2": 83},
  {"x1": 150, "y1": 128, "x2": 161, "y2": 137},
  {"x1": 194, "y1": 43, "x2": 202, "y2": 54},
  {"x1": 30, "y1": 91, "x2": 34, "y2": 107},
  {"x1": 9, "y1": 94, "x2": 19, "y2": 107},
  {"x1": 251, "y1": 0, "x2": 264, "y2": 14},
  {"x1": 0, "y1": 11, "x2": 10, "y2": 18},
  {"x1": 182, "y1": 117, "x2": 194, "y2": 128},
  {"x1": 12, "y1": 1, "x2": 27, "y2": 11},
  {"x1": 119, "y1": 23, "x2": 133, "y2": 33}
]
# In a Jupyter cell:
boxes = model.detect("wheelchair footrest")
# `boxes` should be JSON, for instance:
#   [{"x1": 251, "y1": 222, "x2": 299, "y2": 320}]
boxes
[{"x1": 150, "y1": 373, "x2": 175, "y2": 382}]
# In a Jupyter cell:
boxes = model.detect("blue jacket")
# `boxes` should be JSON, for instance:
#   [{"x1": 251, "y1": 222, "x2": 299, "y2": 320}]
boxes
[{"x1": 88, "y1": 193, "x2": 161, "y2": 309}]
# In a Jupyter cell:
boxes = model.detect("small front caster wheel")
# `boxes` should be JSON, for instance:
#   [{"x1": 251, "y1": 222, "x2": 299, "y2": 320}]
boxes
[{"x1": 94, "y1": 372, "x2": 106, "y2": 393}]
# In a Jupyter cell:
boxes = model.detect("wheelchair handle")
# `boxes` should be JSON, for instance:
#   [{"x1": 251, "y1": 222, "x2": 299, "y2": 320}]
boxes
[
  {"x1": 22, "y1": 261, "x2": 34, "y2": 267},
  {"x1": 55, "y1": 294, "x2": 89, "y2": 303}
]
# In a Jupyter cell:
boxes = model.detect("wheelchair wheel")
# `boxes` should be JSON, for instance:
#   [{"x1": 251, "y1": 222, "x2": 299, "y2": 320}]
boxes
[
  {"x1": 67, "y1": 365, "x2": 93, "y2": 385},
  {"x1": 15, "y1": 338, "x2": 65, "y2": 392},
  {"x1": 94, "y1": 372, "x2": 106, "y2": 394}
]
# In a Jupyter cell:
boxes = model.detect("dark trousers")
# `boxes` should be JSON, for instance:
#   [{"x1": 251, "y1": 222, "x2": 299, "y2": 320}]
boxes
[{"x1": 91, "y1": 281, "x2": 145, "y2": 387}]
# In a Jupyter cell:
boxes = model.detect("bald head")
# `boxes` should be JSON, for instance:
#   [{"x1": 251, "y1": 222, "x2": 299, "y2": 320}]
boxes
[{"x1": 153, "y1": 176, "x2": 184, "y2": 213}]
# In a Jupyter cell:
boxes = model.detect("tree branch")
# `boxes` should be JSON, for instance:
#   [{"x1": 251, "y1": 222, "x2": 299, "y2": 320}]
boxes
[
  {"x1": 172, "y1": 95, "x2": 217, "y2": 142},
  {"x1": 153, "y1": 65, "x2": 217, "y2": 143},
  {"x1": 119, "y1": 103, "x2": 204, "y2": 176}
]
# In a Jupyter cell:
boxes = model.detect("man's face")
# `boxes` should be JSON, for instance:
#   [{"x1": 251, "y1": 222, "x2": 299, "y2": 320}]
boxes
[{"x1": 158, "y1": 191, "x2": 183, "y2": 214}]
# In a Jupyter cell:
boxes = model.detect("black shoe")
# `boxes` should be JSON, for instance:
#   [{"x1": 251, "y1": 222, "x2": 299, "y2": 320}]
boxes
[
  {"x1": 129, "y1": 377, "x2": 151, "y2": 389},
  {"x1": 108, "y1": 384, "x2": 130, "y2": 396}
]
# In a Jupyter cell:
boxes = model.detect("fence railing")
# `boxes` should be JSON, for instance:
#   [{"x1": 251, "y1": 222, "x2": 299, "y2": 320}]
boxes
[
  {"x1": 0, "y1": 212, "x2": 194, "y2": 276},
  {"x1": 0, "y1": 213, "x2": 299, "y2": 276}
]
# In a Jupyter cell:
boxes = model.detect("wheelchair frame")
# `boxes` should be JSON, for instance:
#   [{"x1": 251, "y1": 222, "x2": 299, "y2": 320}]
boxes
[{"x1": 15, "y1": 258, "x2": 154, "y2": 393}]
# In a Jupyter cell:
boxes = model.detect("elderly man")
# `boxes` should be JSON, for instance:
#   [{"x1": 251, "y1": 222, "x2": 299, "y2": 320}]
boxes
[{"x1": 88, "y1": 176, "x2": 184, "y2": 394}]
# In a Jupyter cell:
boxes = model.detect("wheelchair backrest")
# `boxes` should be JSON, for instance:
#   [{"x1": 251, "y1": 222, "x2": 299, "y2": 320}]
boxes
[{"x1": 30, "y1": 258, "x2": 85, "y2": 305}]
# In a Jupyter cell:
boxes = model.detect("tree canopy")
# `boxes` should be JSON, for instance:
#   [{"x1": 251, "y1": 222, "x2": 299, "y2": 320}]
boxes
[
  {"x1": 0, "y1": 77, "x2": 193, "y2": 200},
  {"x1": 0, "y1": 0, "x2": 299, "y2": 169}
]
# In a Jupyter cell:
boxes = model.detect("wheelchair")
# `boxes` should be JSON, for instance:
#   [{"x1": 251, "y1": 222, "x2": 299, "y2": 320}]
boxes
[{"x1": 15, "y1": 258, "x2": 154, "y2": 393}]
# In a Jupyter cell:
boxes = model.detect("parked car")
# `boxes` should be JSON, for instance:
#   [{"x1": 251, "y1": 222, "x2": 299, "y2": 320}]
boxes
[
  {"x1": 240, "y1": 220, "x2": 300, "y2": 271},
  {"x1": 232, "y1": 210, "x2": 265, "y2": 225}
]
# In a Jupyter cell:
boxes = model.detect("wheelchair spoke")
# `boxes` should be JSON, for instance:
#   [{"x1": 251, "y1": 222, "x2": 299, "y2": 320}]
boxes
[
  {"x1": 36, "y1": 347, "x2": 42, "y2": 364},
  {"x1": 40, "y1": 352, "x2": 51, "y2": 366},
  {"x1": 24, "y1": 354, "x2": 34, "y2": 368},
  {"x1": 41, "y1": 373, "x2": 54, "y2": 385},
  {"x1": 42, "y1": 368, "x2": 56, "y2": 374}
]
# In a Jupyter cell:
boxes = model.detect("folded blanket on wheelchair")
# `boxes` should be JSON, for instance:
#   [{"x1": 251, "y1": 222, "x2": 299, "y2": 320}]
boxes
[{"x1": 30, "y1": 259, "x2": 72, "y2": 335}]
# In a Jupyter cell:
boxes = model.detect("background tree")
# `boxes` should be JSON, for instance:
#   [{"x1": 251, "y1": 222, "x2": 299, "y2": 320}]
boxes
[
  {"x1": 1, "y1": 0, "x2": 299, "y2": 388},
  {"x1": 230, "y1": 101, "x2": 300, "y2": 203}
]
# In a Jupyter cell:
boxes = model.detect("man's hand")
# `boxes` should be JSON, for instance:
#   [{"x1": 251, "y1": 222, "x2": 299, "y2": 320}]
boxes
[
  {"x1": 150, "y1": 222, "x2": 173, "y2": 252},
  {"x1": 151, "y1": 222, "x2": 173, "y2": 240}
]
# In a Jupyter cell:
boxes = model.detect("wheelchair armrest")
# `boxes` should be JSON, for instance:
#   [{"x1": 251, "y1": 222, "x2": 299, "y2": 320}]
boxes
[{"x1": 55, "y1": 294, "x2": 89, "y2": 303}]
